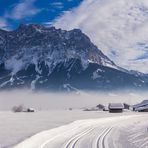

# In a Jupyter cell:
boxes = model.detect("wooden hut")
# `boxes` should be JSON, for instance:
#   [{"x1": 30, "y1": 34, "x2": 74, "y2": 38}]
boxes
[{"x1": 108, "y1": 103, "x2": 124, "y2": 113}]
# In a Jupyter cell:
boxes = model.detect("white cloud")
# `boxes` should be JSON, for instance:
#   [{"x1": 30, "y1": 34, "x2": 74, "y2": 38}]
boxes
[
  {"x1": 0, "y1": 18, "x2": 8, "y2": 29},
  {"x1": 5, "y1": 0, "x2": 40, "y2": 20},
  {"x1": 53, "y1": 0, "x2": 148, "y2": 73},
  {"x1": 50, "y1": 2, "x2": 64, "y2": 9}
]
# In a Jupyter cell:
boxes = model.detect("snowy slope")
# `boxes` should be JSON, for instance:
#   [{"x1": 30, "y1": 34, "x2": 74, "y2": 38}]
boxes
[{"x1": 14, "y1": 114, "x2": 148, "y2": 148}]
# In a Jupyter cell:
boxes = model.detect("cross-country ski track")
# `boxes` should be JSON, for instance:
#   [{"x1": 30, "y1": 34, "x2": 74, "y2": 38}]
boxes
[{"x1": 14, "y1": 114, "x2": 148, "y2": 148}]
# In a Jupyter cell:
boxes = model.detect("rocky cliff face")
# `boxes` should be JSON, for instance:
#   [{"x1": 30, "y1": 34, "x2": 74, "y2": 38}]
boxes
[{"x1": 0, "y1": 24, "x2": 147, "y2": 91}]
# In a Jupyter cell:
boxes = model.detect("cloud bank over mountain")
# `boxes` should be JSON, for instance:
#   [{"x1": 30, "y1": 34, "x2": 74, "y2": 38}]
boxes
[{"x1": 53, "y1": 0, "x2": 148, "y2": 73}]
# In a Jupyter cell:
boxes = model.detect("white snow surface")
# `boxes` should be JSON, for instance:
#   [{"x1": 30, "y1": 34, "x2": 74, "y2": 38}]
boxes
[
  {"x1": 31, "y1": 75, "x2": 40, "y2": 90},
  {"x1": 0, "y1": 90, "x2": 148, "y2": 147},
  {"x1": 14, "y1": 114, "x2": 148, "y2": 148}
]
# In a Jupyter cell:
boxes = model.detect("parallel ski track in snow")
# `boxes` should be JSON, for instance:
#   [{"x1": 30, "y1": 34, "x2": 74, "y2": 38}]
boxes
[
  {"x1": 63, "y1": 127, "x2": 95, "y2": 148},
  {"x1": 97, "y1": 127, "x2": 113, "y2": 148},
  {"x1": 63, "y1": 127, "x2": 113, "y2": 148},
  {"x1": 39, "y1": 126, "x2": 113, "y2": 148}
]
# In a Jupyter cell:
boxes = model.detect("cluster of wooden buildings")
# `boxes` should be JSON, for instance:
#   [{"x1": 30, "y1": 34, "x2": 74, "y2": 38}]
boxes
[{"x1": 98, "y1": 100, "x2": 148, "y2": 113}]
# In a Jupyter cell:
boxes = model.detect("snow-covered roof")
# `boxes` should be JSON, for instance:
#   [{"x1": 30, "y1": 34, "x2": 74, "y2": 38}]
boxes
[
  {"x1": 108, "y1": 103, "x2": 124, "y2": 109},
  {"x1": 28, "y1": 108, "x2": 35, "y2": 110},
  {"x1": 136, "y1": 105, "x2": 148, "y2": 111},
  {"x1": 133, "y1": 100, "x2": 148, "y2": 108}
]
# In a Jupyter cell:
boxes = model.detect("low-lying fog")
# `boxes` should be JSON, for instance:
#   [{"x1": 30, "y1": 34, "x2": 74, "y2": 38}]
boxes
[{"x1": 0, "y1": 90, "x2": 147, "y2": 110}]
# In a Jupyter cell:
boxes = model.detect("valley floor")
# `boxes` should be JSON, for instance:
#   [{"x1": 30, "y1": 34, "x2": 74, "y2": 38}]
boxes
[{"x1": 0, "y1": 110, "x2": 147, "y2": 148}]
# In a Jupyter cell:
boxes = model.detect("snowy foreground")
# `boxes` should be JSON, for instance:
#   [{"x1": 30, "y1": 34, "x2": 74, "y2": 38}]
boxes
[
  {"x1": 0, "y1": 91, "x2": 148, "y2": 148},
  {"x1": 14, "y1": 113, "x2": 148, "y2": 148}
]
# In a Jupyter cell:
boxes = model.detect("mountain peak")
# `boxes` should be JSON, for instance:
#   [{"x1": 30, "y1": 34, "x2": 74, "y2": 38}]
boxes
[
  {"x1": 18, "y1": 24, "x2": 44, "y2": 29},
  {"x1": 0, "y1": 24, "x2": 116, "y2": 71},
  {"x1": 1, "y1": 24, "x2": 145, "y2": 91}
]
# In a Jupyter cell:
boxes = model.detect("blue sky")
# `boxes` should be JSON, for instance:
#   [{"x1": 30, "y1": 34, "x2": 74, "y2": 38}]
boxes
[
  {"x1": 0, "y1": 0, "x2": 148, "y2": 72},
  {"x1": 0, "y1": 0, "x2": 82, "y2": 30}
]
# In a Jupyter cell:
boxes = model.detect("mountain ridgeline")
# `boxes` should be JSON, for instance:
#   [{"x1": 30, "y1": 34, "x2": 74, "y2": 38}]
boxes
[{"x1": 0, "y1": 24, "x2": 148, "y2": 91}]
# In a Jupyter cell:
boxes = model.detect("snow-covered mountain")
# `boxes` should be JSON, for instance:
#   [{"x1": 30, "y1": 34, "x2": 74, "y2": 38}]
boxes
[
  {"x1": 0, "y1": 24, "x2": 117, "y2": 73},
  {"x1": 0, "y1": 24, "x2": 148, "y2": 91}
]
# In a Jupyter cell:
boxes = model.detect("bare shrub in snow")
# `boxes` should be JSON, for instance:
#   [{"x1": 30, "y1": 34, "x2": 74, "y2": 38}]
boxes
[{"x1": 12, "y1": 105, "x2": 24, "y2": 112}]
